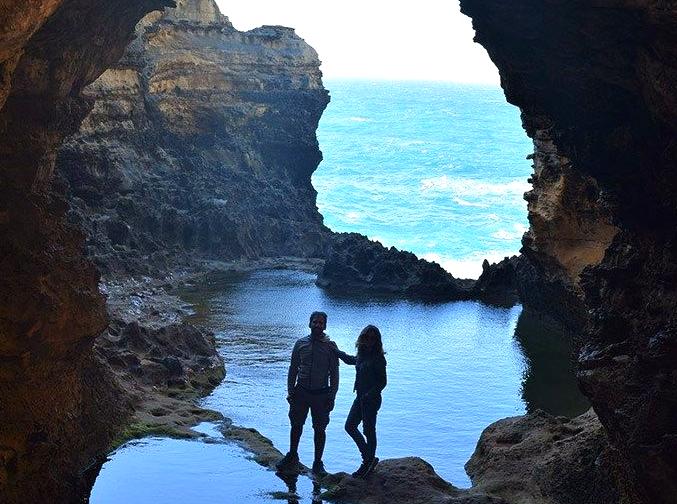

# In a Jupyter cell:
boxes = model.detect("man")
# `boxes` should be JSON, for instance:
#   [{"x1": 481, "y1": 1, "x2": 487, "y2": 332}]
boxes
[{"x1": 276, "y1": 311, "x2": 339, "y2": 476}]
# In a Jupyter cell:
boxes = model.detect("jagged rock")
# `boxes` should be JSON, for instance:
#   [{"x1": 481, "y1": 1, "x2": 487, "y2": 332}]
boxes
[
  {"x1": 472, "y1": 256, "x2": 520, "y2": 307},
  {"x1": 321, "y1": 457, "x2": 508, "y2": 504},
  {"x1": 96, "y1": 319, "x2": 224, "y2": 393},
  {"x1": 0, "y1": 1, "x2": 171, "y2": 502},
  {"x1": 466, "y1": 409, "x2": 617, "y2": 504},
  {"x1": 317, "y1": 233, "x2": 475, "y2": 300},
  {"x1": 460, "y1": 2, "x2": 677, "y2": 501},
  {"x1": 57, "y1": 0, "x2": 331, "y2": 275}
]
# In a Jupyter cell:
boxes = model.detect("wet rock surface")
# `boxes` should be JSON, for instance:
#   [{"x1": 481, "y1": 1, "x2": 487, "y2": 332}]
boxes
[
  {"x1": 95, "y1": 273, "x2": 226, "y2": 442},
  {"x1": 321, "y1": 458, "x2": 507, "y2": 504}
]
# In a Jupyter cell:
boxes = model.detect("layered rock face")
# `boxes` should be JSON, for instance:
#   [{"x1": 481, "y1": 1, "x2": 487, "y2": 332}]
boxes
[
  {"x1": 0, "y1": 1, "x2": 172, "y2": 502},
  {"x1": 57, "y1": 0, "x2": 330, "y2": 274},
  {"x1": 460, "y1": 1, "x2": 677, "y2": 502}
]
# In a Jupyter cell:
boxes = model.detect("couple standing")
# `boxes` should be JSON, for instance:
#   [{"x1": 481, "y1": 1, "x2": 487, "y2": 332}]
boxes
[{"x1": 275, "y1": 311, "x2": 387, "y2": 479}]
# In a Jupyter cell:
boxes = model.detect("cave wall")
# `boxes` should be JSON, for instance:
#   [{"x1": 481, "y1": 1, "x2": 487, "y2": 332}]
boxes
[
  {"x1": 460, "y1": 1, "x2": 677, "y2": 502},
  {"x1": 56, "y1": 0, "x2": 330, "y2": 275},
  {"x1": 0, "y1": 1, "x2": 171, "y2": 501}
]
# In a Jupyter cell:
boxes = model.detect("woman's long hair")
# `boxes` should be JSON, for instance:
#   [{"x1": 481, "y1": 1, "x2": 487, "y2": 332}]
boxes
[{"x1": 356, "y1": 325, "x2": 385, "y2": 356}]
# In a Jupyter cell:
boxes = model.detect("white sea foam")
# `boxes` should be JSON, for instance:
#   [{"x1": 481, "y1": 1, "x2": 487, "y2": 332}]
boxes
[
  {"x1": 492, "y1": 223, "x2": 528, "y2": 241},
  {"x1": 343, "y1": 211, "x2": 361, "y2": 223},
  {"x1": 453, "y1": 197, "x2": 489, "y2": 208},
  {"x1": 422, "y1": 250, "x2": 516, "y2": 279},
  {"x1": 420, "y1": 175, "x2": 530, "y2": 198},
  {"x1": 349, "y1": 116, "x2": 370, "y2": 122}
]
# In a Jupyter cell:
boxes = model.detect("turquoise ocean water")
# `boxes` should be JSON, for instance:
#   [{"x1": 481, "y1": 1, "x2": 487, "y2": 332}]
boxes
[{"x1": 313, "y1": 80, "x2": 533, "y2": 278}]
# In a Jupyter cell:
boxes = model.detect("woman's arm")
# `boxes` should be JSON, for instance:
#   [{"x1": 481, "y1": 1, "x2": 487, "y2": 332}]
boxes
[{"x1": 335, "y1": 348, "x2": 357, "y2": 365}]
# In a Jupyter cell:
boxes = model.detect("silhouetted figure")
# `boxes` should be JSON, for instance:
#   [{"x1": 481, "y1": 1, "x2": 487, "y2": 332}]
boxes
[
  {"x1": 336, "y1": 325, "x2": 387, "y2": 478},
  {"x1": 276, "y1": 311, "x2": 339, "y2": 477}
]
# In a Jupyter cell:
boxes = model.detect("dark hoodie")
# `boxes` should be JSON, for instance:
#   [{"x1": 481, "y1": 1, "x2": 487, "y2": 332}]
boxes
[{"x1": 337, "y1": 349, "x2": 387, "y2": 398}]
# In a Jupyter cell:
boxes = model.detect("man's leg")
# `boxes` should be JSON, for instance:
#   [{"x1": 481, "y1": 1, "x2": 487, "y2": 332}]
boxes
[
  {"x1": 309, "y1": 392, "x2": 332, "y2": 470},
  {"x1": 288, "y1": 387, "x2": 309, "y2": 454},
  {"x1": 313, "y1": 427, "x2": 326, "y2": 463},
  {"x1": 290, "y1": 424, "x2": 303, "y2": 455},
  {"x1": 277, "y1": 388, "x2": 308, "y2": 470}
]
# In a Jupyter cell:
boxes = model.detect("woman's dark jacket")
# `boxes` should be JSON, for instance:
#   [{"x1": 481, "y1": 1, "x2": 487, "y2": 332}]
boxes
[{"x1": 337, "y1": 349, "x2": 387, "y2": 398}]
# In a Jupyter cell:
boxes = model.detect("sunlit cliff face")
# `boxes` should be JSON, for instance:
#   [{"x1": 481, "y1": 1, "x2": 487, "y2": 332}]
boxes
[{"x1": 461, "y1": 1, "x2": 677, "y2": 502}]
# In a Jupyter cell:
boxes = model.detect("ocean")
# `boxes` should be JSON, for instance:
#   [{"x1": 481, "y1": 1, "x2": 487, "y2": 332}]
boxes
[{"x1": 313, "y1": 79, "x2": 533, "y2": 279}]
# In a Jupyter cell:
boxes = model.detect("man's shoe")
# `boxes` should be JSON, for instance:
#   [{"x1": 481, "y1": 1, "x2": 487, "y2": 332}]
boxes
[
  {"x1": 275, "y1": 452, "x2": 299, "y2": 472},
  {"x1": 312, "y1": 460, "x2": 328, "y2": 477}
]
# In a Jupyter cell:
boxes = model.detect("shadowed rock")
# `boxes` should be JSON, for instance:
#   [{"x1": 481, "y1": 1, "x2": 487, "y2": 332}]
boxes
[
  {"x1": 466, "y1": 409, "x2": 617, "y2": 504},
  {"x1": 57, "y1": 0, "x2": 331, "y2": 275},
  {"x1": 317, "y1": 233, "x2": 475, "y2": 301},
  {"x1": 321, "y1": 457, "x2": 507, "y2": 504}
]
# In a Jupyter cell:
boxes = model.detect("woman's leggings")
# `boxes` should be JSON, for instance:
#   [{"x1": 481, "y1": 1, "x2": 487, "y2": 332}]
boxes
[{"x1": 344, "y1": 394, "x2": 382, "y2": 461}]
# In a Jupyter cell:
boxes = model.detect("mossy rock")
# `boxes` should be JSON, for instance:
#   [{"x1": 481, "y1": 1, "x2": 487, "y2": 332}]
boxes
[{"x1": 110, "y1": 422, "x2": 193, "y2": 450}]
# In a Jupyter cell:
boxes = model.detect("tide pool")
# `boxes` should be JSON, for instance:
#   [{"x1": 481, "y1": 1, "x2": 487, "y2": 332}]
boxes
[{"x1": 91, "y1": 270, "x2": 587, "y2": 503}]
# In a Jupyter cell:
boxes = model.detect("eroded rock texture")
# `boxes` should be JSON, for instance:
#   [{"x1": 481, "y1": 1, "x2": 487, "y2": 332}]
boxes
[
  {"x1": 0, "y1": 0, "x2": 171, "y2": 502},
  {"x1": 322, "y1": 458, "x2": 508, "y2": 504},
  {"x1": 57, "y1": 0, "x2": 330, "y2": 275},
  {"x1": 467, "y1": 409, "x2": 617, "y2": 504},
  {"x1": 317, "y1": 233, "x2": 475, "y2": 300},
  {"x1": 460, "y1": 1, "x2": 677, "y2": 502}
]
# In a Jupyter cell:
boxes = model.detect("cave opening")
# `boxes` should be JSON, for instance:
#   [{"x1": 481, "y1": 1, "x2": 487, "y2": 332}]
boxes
[
  {"x1": 3, "y1": 0, "x2": 674, "y2": 503},
  {"x1": 85, "y1": 1, "x2": 592, "y2": 501}
]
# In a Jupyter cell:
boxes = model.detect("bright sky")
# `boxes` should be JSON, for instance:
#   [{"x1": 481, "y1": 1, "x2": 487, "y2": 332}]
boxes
[{"x1": 214, "y1": 0, "x2": 499, "y2": 83}]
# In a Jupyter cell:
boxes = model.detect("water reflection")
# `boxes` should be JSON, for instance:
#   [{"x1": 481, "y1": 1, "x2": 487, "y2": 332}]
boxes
[
  {"x1": 274, "y1": 472, "x2": 323, "y2": 504},
  {"x1": 91, "y1": 269, "x2": 588, "y2": 502},
  {"x1": 190, "y1": 269, "x2": 527, "y2": 486},
  {"x1": 513, "y1": 309, "x2": 590, "y2": 417},
  {"x1": 90, "y1": 427, "x2": 322, "y2": 503}
]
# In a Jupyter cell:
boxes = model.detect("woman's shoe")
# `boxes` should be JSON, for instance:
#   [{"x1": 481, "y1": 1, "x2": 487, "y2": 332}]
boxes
[
  {"x1": 360, "y1": 457, "x2": 379, "y2": 478},
  {"x1": 351, "y1": 459, "x2": 369, "y2": 478}
]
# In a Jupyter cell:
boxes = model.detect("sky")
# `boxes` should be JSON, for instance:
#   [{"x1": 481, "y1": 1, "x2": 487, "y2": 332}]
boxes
[{"x1": 214, "y1": 0, "x2": 499, "y2": 83}]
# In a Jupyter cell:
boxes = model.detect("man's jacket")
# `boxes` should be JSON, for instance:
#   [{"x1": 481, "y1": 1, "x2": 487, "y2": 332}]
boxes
[{"x1": 287, "y1": 334, "x2": 339, "y2": 395}]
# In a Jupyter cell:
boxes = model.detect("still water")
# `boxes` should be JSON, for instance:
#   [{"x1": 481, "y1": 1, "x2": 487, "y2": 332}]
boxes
[{"x1": 91, "y1": 270, "x2": 588, "y2": 502}]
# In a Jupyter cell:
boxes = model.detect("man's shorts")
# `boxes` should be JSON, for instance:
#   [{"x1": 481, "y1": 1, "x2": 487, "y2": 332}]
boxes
[{"x1": 288, "y1": 386, "x2": 332, "y2": 430}]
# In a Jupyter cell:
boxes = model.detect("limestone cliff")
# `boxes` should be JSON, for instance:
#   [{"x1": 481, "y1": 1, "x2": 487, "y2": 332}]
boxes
[
  {"x1": 0, "y1": 1, "x2": 172, "y2": 502},
  {"x1": 460, "y1": 1, "x2": 677, "y2": 502},
  {"x1": 56, "y1": 0, "x2": 330, "y2": 275}
]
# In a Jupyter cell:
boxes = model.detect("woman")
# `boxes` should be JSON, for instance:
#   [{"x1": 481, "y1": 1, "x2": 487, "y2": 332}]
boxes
[{"x1": 336, "y1": 325, "x2": 387, "y2": 478}]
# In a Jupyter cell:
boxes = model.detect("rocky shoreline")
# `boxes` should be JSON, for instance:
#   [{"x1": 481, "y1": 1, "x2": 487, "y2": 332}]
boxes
[
  {"x1": 214, "y1": 402, "x2": 616, "y2": 504},
  {"x1": 93, "y1": 255, "x2": 609, "y2": 504},
  {"x1": 92, "y1": 256, "x2": 326, "y2": 448}
]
